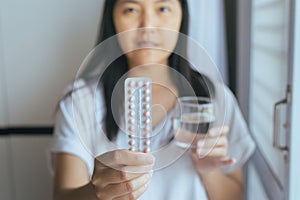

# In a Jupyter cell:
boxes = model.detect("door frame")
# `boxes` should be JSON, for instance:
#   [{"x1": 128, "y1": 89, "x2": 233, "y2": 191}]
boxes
[
  {"x1": 236, "y1": 1, "x2": 252, "y2": 198},
  {"x1": 237, "y1": 0, "x2": 299, "y2": 199},
  {"x1": 287, "y1": 0, "x2": 300, "y2": 199}
]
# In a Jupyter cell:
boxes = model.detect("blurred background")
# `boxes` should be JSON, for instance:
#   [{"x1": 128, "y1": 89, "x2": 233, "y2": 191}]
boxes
[{"x1": 0, "y1": 0, "x2": 299, "y2": 199}]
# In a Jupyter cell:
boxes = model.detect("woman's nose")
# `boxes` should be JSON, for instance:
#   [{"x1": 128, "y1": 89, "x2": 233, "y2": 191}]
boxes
[{"x1": 140, "y1": 10, "x2": 158, "y2": 28}]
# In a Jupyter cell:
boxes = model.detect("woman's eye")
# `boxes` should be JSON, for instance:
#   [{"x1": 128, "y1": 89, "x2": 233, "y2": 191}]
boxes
[
  {"x1": 124, "y1": 7, "x2": 138, "y2": 14},
  {"x1": 159, "y1": 7, "x2": 171, "y2": 13}
]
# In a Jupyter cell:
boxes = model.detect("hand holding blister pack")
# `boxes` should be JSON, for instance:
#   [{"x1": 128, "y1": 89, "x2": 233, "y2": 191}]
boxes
[{"x1": 125, "y1": 78, "x2": 152, "y2": 153}]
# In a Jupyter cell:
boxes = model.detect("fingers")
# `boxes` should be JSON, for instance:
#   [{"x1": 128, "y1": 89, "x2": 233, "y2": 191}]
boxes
[
  {"x1": 197, "y1": 147, "x2": 227, "y2": 157},
  {"x1": 92, "y1": 150, "x2": 154, "y2": 199},
  {"x1": 93, "y1": 150, "x2": 154, "y2": 186},
  {"x1": 92, "y1": 167, "x2": 139, "y2": 187},
  {"x1": 191, "y1": 151, "x2": 236, "y2": 171},
  {"x1": 96, "y1": 149, "x2": 155, "y2": 167},
  {"x1": 122, "y1": 164, "x2": 154, "y2": 174},
  {"x1": 195, "y1": 126, "x2": 229, "y2": 158},
  {"x1": 196, "y1": 136, "x2": 228, "y2": 157},
  {"x1": 174, "y1": 126, "x2": 230, "y2": 148},
  {"x1": 197, "y1": 136, "x2": 228, "y2": 149},
  {"x1": 103, "y1": 173, "x2": 151, "y2": 199},
  {"x1": 220, "y1": 157, "x2": 236, "y2": 165},
  {"x1": 190, "y1": 125, "x2": 235, "y2": 174},
  {"x1": 93, "y1": 164, "x2": 153, "y2": 187},
  {"x1": 208, "y1": 126, "x2": 229, "y2": 137},
  {"x1": 113, "y1": 183, "x2": 149, "y2": 200},
  {"x1": 93, "y1": 173, "x2": 151, "y2": 199}
]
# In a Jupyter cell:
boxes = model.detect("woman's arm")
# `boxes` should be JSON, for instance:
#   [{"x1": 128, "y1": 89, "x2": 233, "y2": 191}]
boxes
[
  {"x1": 53, "y1": 153, "x2": 98, "y2": 200},
  {"x1": 199, "y1": 168, "x2": 243, "y2": 200},
  {"x1": 190, "y1": 126, "x2": 244, "y2": 200},
  {"x1": 53, "y1": 150, "x2": 154, "y2": 200}
]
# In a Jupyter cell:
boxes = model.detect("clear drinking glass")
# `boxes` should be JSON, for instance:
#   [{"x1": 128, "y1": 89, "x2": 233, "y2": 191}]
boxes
[{"x1": 172, "y1": 96, "x2": 215, "y2": 148}]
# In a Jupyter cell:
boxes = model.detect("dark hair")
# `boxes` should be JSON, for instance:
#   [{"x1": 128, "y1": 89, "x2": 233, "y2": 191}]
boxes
[{"x1": 93, "y1": 0, "x2": 214, "y2": 140}]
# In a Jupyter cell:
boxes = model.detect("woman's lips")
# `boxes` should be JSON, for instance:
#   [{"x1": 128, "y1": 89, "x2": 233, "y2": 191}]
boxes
[{"x1": 136, "y1": 41, "x2": 159, "y2": 48}]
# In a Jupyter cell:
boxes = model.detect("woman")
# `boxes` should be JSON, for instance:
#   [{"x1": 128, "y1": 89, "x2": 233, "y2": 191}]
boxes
[{"x1": 51, "y1": 0, "x2": 255, "y2": 199}]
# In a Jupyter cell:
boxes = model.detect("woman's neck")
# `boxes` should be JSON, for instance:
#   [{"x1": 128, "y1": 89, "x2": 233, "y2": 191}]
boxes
[{"x1": 127, "y1": 63, "x2": 174, "y2": 88}]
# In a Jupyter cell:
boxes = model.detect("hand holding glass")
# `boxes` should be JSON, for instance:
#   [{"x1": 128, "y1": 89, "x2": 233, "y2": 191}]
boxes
[{"x1": 172, "y1": 96, "x2": 215, "y2": 148}]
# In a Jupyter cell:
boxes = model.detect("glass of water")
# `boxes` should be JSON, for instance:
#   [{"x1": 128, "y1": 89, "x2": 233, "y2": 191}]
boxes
[{"x1": 172, "y1": 96, "x2": 215, "y2": 148}]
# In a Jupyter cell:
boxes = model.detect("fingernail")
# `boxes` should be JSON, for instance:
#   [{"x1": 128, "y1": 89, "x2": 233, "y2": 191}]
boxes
[
  {"x1": 197, "y1": 141, "x2": 205, "y2": 148},
  {"x1": 144, "y1": 183, "x2": 149, "y2": 189},
  {"x1": 220, "y1": 157, "x2": 230, "y2": 162},
  {"x1": 222, "y1": 158, "x2": 236, "y2": 165},
  {"x1": 150, "y1": 172, "x2": 153, "y2": 177},
  {"x1": 197, "y1": 149, "x2": 206, "y2": 156},
  {"x1": 231, "y1": 158, "x2": 236, "y2": 164}
]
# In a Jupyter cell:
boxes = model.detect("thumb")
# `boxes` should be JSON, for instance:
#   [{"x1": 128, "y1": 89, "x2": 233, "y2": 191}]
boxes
[{"x1": 219, "y1": 157, "x2": 236, "y2": 166}]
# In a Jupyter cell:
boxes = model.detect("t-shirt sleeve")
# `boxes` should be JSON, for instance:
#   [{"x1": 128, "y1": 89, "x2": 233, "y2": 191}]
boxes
[
  {"x1": 49, "y1": 95, "x2": 94, "y2": 176},
  {"x1": 221, "y1": 87, "x2": 256, "y2": 174}
]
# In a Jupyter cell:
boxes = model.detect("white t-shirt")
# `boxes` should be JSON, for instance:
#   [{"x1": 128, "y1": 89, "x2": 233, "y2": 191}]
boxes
[{"x1": 50, "y1": 79, "x2": 255, "y2": 200}]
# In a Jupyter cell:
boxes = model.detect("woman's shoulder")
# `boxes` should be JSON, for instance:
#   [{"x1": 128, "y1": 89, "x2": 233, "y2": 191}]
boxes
[
  {"x1": 64, "y1": 78, "x2": 101, "y2": 95},
  {"x1": 58, "y1": 78, "x2": 106, "y2": 116},
  {"x1": 60, "y1": 78, "x2": 104, "y2": 101}
]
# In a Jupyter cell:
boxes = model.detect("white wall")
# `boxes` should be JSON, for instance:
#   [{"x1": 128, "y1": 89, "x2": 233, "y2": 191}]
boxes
[
  {"x1": 0, "y1": 4, "x2": 12, "y2": 199},
  {"x1": 0, "y1": 137, "x2": 13, "y2": 200},
  {"x1": 0, "y1": 0, "x2": 103, "y2": 126},
  {"x1": 0, "y1": 2, "x2": 8, "y2": 127},
  {"x1": 0, "y1": 1, "x2": 104, "y2": 200},
  {"x1": 10, "y1": 135, "x2": 53, "y2": 200}
]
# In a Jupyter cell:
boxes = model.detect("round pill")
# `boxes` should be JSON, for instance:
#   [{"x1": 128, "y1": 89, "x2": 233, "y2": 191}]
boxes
[
  {"x1": 144, "y1": 140, "x2": 150, "y2": 146},
  {"x1": 143, "y1": 148, "x2": 150, "y2": 153},
  {"x1": 143, "y1": 89, "x2": 150, "y2": 95},
  {"x1": 129, "y1": 97, "x2": 135, "y2": 102},
  {"x1": 143, "y1": 104, "x2": 150, "y2": 109},
  {"x1": 137, "y1": 81, "x2": 143, "y2": 87},
  {"x1": 129, "y1": 111, "x2": 135, "y2": 117},
  {"x1": 129, "y1": 134, "x2": 135, "y2": 139},
  {"x1": 128, "y1": 140, "x2": 135, "y2": 146},
  {"x1": 128, "y1": 81, "x2": 135, "y2": 87},
  {"x1": 129, "y1": 104, "x2": 135, "y2": 109},
  {"x1": 129, "y1": 147, "x2": 136, "y2": 152},
  {"x1": 143, "y1": 97, "x2": 150, "y2": 102},
  {"x1": 128, "y1": 89, "x2": 134, "y2": 95},
  {"x1": 144, "y1": 111, "x2": 150, "y2": 117}
]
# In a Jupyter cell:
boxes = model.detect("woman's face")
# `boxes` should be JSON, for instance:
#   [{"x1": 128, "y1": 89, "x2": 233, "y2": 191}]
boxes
[{"x1": 113, "y1": 0, "x2": 183, "y2": 67}]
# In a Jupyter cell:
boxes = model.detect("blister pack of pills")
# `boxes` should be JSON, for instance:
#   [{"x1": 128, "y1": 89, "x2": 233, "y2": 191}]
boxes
[{"x1": 125, "y1": 78, "x2": 152, "y2": 153}]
